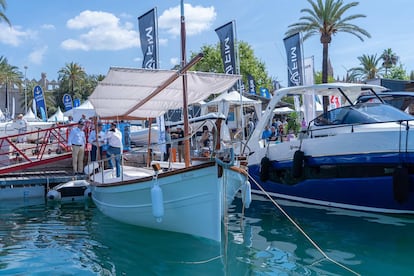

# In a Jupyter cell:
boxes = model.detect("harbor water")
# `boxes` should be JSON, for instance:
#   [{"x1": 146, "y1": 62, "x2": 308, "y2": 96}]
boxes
[{"x1": 0, "y1": 194, "x2": 413, "y2": 275}]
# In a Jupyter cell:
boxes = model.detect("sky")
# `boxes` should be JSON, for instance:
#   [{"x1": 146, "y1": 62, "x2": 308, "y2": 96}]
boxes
[{"x1": 1, "y1": 0, "x2": 414, "y2": 88}]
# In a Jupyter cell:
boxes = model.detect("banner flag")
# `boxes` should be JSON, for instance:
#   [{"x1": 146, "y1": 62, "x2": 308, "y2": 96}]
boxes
[
  {"x1": 215, "y1": 21, "x2": 236, "y2": 75},
  {"x1": 247, "y1": 74, "x2": 256, "y2": 95},
  {"x1": 73, "y1": 98, "x2": 81, "y2": 108},
  {"x1": 138, "y1": 8, "x2": 158, "y2": 69},
  {"x1": 33, "y1": 85, "x2": 47, "y2": 121},
  {"x1": 283, "y1": 32, "x2": 303, "y2": 87},
  {"x1": 260, "y1": 87, "x2": 270, "y2": 98},
  {"x1": 63, "y1": 93, "x2": 73, "y2": 111}
]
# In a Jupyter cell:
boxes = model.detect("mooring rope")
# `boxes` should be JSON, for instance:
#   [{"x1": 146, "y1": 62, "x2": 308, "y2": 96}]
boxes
[{"x1": 247, "y1": 174, "x2": 360, "y2": 276}]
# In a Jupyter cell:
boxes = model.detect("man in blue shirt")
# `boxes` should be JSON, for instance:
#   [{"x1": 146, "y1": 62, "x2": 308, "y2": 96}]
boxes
[
  {"x1": 261, "y1": 126, "x2": 272, "y2": 140},
  {"x1": 68, "y1": 120, "x2": 86, "y2": 175}
]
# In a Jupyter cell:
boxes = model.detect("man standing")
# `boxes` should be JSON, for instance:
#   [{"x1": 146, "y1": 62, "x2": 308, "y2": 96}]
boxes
[
  {"x1": 88, "y1": 122, "x2": 105, "y2": 161},
  {"x1": 15, "y1": 114, "x2": 27, "y2": 143},
  {"x1": 106, "y1": 122, "x2": 123, "y2": 177},
  {"x1": 68, "y1": 120, "x2": 86, "y2": 175}
]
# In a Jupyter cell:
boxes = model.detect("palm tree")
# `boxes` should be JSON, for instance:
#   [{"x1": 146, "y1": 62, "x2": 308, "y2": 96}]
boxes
[
  {"x1": 381, "y1": 48, "x2": 398, "y2": 78},
  {"x1": 286, "y1": 0, "x2": 370, "y2": 111},
  {"x1": 0, "y1": 56, "x2": 23, "y2": 113},
  {"x1": 348, "y1": 54, "x2": 384, "y2": 81},
  {"x1": 58, "y1": 62, "x2": 86, "y2": 98},
  {"x1": 0, "y1": 0, "x2": 11, "y2": 26}
]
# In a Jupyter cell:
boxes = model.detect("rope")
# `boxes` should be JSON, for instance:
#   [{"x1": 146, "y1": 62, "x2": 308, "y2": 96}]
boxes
[{"x1": 247, "y1": 174, "x2": 361, "y2": 276}]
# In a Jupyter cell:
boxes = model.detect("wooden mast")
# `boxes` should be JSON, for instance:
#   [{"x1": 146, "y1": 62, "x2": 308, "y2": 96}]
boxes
[{"x1": 180, "y1": 0, "x2": 191, "y2": 167}]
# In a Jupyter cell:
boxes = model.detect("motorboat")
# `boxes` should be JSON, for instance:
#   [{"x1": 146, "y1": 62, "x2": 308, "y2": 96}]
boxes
[
  {"x1": 130, "y1": 124, "x2": 159, "y2": 146},
  {"x1": 246, "y1": 83, "x2": 414, "y2": 214},
  {"x1": 47, "y1": 179, "x2": 91, "y2": 202}
]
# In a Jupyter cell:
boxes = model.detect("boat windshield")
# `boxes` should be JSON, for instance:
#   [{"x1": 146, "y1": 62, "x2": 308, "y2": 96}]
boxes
[{"x1": 313, "y1": 103, "x2": 414, "y2": 126}]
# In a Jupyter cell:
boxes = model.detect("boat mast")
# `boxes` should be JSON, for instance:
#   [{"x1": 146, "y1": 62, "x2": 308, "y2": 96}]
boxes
[{"x1": 180, "y1": 0, "x2": 191, "y2": 167}]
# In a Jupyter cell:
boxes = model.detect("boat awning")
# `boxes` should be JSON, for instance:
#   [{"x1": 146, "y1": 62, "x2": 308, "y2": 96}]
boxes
[{"x1": 88, "y1": 67, "x2": 241, "y2": 120}]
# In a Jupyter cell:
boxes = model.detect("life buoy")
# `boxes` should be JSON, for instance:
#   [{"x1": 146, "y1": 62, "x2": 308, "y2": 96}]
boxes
[
  {"x1": 292, "y1": 150, "x2": 305, "y2": 178},
  {"x1": 260, "y1": 157, "x2": 271, "y2": 182},
  {"x1": 393, "y1": 166, "x2": 410, "y2": 204}
]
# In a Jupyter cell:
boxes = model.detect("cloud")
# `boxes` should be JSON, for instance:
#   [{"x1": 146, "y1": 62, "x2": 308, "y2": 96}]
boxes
[
  {"x1": 29, "y1": 46, "x2": 48, "y2": 65},
  {"x1": 61, "y1": 10, "x2": 139, "y2": 51},
  {"x1": 158, "y1": 4, "x2": 216, "y2": 37},
  {"x1": 170, "y1": 57, "x2": 179, "y2": 66},
  {"x1": 41, "y1": 24, "x2": 55, "y2": 30},
  {"x1": 0, "y1": 23, "x2": 33, "y2": 46}
]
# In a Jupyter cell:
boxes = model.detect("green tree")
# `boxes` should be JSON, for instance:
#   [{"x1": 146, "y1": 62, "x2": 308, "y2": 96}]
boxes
[
  {"x1": 314, "y1": 71, "x2": 336, "y2": 84},
  {"x1": 0, "y1": 56, "x2": 23, "y2": 112},
  {"x1": 381, "y1": 48, "x2": 398, "y2": 77},
  {"x1": 388, "y1": 64, "x2": 408, "y2": 80},
  {"x1": 57, "y1": 62, "x2": 87, "y2": 107},
  {"x1": 0, "y1": 0, "x2": 11, "y2": 26},
  {"x1": 349, "y1": 54, "x2": 383, "y2": 80},
  {"x1": 286, "y1": 0, "x2": 370, "y2": 111},
  {"x1": 190, "y1": 41, "x2": 272, "y2": 96}
]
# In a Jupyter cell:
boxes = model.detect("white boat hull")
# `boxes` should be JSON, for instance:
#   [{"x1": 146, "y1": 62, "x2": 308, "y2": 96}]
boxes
[{"x1": 91, "y1": 163, "x2": 224, "y2": 241}]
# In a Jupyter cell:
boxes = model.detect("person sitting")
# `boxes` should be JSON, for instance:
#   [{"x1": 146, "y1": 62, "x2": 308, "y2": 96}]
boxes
[
  {"x1": 199, "y1": 125, "x2": 210, "y2": 148},
  {"x1": 268, "y1": 126, "x2": 278, "y2": 141}
]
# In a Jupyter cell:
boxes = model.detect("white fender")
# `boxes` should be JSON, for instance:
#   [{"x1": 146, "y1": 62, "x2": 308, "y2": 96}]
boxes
[
  {"x1": 242, "y1": 181, "x2": 252, "y2": 209},
  {"x1": 151, "y1": 183, "x2": 164, "y2": 222},
  {"x1": 47, "y1": 189, "x2": 61, "y2": 201}
]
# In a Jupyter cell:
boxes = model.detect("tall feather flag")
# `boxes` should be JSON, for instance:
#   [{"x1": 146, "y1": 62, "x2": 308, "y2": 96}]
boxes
[
  {"x1": 215, "y1": 21, "x2": 236, "y2": 75},
  {"x1": 33, "y1": 85, "x2": 47, "y2": 121},
  {"x1": 138, "y1": 8, "x2": 158, "y2": 69},
  {"x1": 283, "y1": 32, "x2": 303, "y2": 87},
  {"x1": 139, "y1": 8, "x2": 166, "y2": 159}
]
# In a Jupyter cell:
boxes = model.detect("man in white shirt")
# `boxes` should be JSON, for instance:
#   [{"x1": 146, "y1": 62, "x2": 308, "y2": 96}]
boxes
[
  {"x1": 67, "y1": 120, "x2": 86, "y2": 175},
  {"x1": 106, "y1": 122, "x2": 123, "y2": 177},
  {"x1": 88, "y1": 122, "x2": 105, "y2": 161}
]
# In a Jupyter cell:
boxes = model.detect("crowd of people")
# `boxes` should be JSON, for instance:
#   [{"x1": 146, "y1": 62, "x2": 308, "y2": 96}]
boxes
[{"x1": 261, "y1": 116, "x2": 297, "y2": 143}]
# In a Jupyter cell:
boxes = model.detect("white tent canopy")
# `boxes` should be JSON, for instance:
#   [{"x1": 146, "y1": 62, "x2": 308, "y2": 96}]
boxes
[
  {"x1": 48, "y1": 107, "x2": 68, "y2": 122},
  {"x1": 88, "y1": 67, "x2": 241, "y2": 119},
  {"x1": 64, "y1": 100, "x2": 96, "y2": 122},
  {"x1": 23, "y1": 108, "x2": 39, "y2": 122},
  {"x1": 273, "y1": 106, "x2": 295, "y2": 114},
  {"x1": 203, "y1": 90, "x2": 262, "y2": 120}
]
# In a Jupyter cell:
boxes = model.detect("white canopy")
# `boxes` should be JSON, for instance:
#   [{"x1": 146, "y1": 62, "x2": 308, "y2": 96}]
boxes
[
  {"x1": 48, "y1": 107, "x2": 68, "y2": 122},
  {"x1": 273, "y1": 106, "x2": 295, "y2": 114},
  {"x1": 64, "y1": 100, "x2": 96, "y2": 122},
  {"x1": 23, "y1": 108, "x2": 39, "y2": 122},
  {"x1": 203, "y1": 90, "x2": 262, "y2": 120},
  {"x1": 88, "y1": 67, "x2": 241, "y2": 119}
]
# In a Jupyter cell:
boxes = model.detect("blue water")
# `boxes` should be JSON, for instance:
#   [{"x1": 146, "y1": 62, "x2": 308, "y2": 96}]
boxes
[{"x1": 0, "y1": 194, "x2": 413, "y2": 275}]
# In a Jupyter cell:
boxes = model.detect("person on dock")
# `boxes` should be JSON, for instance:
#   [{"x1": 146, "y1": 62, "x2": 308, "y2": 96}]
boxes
[
  {"x1": 106, "y1": 122, "x2": 123, "y2": 177},
  {"x1": 15, "y1": 114, "x2": 27, "y2": 143},
  {"x1": 68, "y1": 120, "x2": 86, "y2": 175},
  {"x1": 172, "y1": 125, "x2": 184, "y2": 162},
  {"x1": 199, "y1": 125, "x2": 210, "y2": 148},
  {"x1": 88, "y1": 122, "x2": 105, "y2": 162},
  {"x1": 164, "y1": 126, "x2": 172, "y2": 161}
]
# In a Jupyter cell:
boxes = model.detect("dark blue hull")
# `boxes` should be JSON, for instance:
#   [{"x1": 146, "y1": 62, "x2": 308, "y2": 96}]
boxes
[{"x1": 248, "y1": 153, "x2": 414, "y2": 214}]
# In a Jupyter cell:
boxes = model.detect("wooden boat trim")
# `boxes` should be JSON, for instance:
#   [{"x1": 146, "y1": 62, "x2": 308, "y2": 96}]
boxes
[{"x1": 90, "y1": 161, "x2": 216, "y2": 187}]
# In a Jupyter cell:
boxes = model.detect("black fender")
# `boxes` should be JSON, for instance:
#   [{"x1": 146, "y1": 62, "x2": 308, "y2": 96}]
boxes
[{"x1": 292, "y1": 150, "x2": 305, "y2": 178}]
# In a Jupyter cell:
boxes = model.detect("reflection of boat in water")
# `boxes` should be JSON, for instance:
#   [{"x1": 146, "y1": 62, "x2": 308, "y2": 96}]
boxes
[
  {"x1": 247, "y1": 83, "x2": 414, "y2": 214},
  {"x1": 228, "y1": 195, "x2": 414, "y2": 275}
]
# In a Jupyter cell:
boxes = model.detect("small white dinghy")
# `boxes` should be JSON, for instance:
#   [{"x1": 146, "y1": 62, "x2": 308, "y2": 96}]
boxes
[{"x1": 47, "y1": 179, "x2": 91, "y2": 202}]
